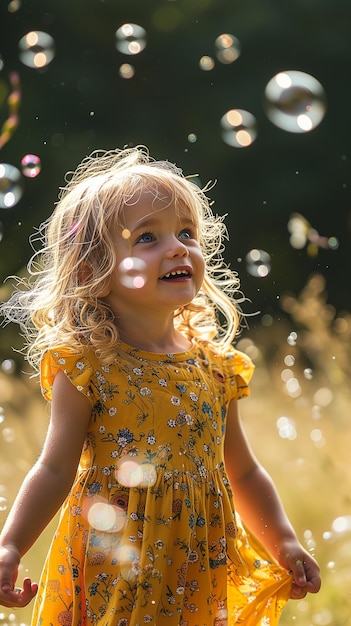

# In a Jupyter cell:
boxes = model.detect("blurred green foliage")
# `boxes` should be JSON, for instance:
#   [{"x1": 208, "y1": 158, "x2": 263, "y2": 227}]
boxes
[{"x1": 0, "y1": 0, "x2": 350, "y2": 329}]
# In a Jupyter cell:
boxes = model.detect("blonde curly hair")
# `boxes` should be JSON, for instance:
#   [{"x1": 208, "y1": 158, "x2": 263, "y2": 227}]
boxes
[{"x1": 1, "y1": 146, "x2": 245, "y2": 371}]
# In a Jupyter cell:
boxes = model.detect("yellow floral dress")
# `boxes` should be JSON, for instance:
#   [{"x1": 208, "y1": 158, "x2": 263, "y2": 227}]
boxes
[{"x1": 33, "y1": 340, "x2": 292, "y2": 626}]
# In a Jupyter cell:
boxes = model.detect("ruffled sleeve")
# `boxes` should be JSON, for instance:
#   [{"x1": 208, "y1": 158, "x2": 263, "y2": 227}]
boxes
[
  {"x1": 40, "y1": 346, "x2": 95, "y2": 404},
  {"x1": 222, "y1": 347, "x2": 255, "y2": 401}
]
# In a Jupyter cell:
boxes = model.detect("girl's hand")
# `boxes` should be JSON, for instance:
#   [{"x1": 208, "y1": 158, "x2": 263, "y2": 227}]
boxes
[
  {"x1": 278, "y1": 542, "x2": 321, "y2": 599},
  {"x1": 0, "y1": 545, "x2": 38, "y2": 608}
]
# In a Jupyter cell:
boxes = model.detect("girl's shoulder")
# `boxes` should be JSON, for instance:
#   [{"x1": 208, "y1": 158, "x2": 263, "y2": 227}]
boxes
[
  {"x1": 40, "y1": 344, "x2": 98, "y2": 402},
  {"x1": 197, "y1": 341, "x2": 255, "y2": 398}
]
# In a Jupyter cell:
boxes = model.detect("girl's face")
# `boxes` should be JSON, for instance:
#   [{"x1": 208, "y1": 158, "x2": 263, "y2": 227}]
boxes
[{"x1": 103, "y1": 190, "x2": 205, "y2": 318}]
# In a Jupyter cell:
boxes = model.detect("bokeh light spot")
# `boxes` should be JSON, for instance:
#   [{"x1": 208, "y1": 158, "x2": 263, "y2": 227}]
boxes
[
  {"x1": 116, "y1": 459, "x2": 157, "y2": 488},
  {"x1": 87, "y1": 501, "x2": 127, "y2": 532},
  {"x1": 118, "y1": 257, "x2": 147, "y2": 289}
]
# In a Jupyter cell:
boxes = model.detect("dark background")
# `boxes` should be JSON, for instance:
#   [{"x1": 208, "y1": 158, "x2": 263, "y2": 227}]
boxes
[{"x1": 1, "y1": 0, "x2": 350, "y2": 344}]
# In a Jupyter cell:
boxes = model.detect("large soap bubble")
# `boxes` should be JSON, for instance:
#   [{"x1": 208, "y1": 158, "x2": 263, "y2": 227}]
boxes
[
  {"x1": 18, "y1": 31, "x2": 56, "y2": 69},
  {"x1": 115, "y1": 23, "x2": 147, "y2": 55},
  {"x1": 0, "y1": 163, "x2": 24, "y2": 208},
  {"x1": 215, "y1": 33, "x2": 241, "y2": 64},
  {"x1": 264, "y1": 70, "x2": 327, "y2": 133}
]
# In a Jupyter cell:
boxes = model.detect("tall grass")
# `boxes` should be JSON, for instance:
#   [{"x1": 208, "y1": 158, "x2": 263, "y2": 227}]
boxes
[{"x1": 0, "y1": 273, "x2": 350, "y2": 625}]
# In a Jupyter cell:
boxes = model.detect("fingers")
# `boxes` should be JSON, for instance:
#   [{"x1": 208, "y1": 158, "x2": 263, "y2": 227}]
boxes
[
  {"x1": 0, "y1": 577, "x2": 38, "y2": 608},
  {"x1": 288, "y1": 554, "x2": 321, "y2": 599}
]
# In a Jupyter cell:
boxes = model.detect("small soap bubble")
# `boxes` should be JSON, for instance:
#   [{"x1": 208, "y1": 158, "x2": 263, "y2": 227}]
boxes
[
  {"x1": 332, "y1": 515, "x2": 351, "y2": 534},
  {"x1": 276, "y1": 416, "x2": 297, "y2": 440},
  {"x1": 286, "y1": 377, "x2": 301, "y2": 398},
  {"x1": 119, "y1": 63, "x2": 135, "y2": 79},
  {"x1": 304, "y1": 368, "x2": 313, "y2": 380},
  {"x1": 328, "y1": 236, "x2": 339, "y2": 250},
  {"x1": 8, "y1": 0, "x2": 21, "y2": 11},
  {"x1": 187, "y1": 133, "x2": 197, "y2": 143},
  {"x1": 221, "y1": 109, "x2": 257, "y2": 148},
  {"x1": 118, "y1": 257, "x2": 147, "y2": 289},
  {"x1": 313, "y1": 387, "x2": 333, "y2": 407},
  {"x1": 215, "y1": 33, "x2": 241, "y2": 64},
  {"x1": 245, "y1": 249, "x2": 271, "y2": 277},
  {"x1": 21, "y1": 154, "x2": 41, "y2": 178},
  {"x1": 1, "y1": 359, "x2": 16, "y2": 374},
  {"x1": 287, "y1": 331, "x2": 297, "y2": 346},
  {"x1": 284, "y1": 354, "x2": 295, "y2": 367},
  {"x1": 264, "y1": 70, "x2": 327, "y2": 133},
  {"x1": 0, "y1": 497, "x2": 8, "y2": 512},
  {"x1": 199, "y1": 55, "x2": 215, "y2": 71},
  {"x1": 18, "y1": 31, "x2": 56, "y2": 69},
  {"x1": 2, "y1": 427, "x2": 16, "y2": 443},
  {"x1": 0, "y1": 164, "x2": 24, "y2": 208},
  {"x1": 115, "y1": 23, "x2": 147, "y2": 55}
]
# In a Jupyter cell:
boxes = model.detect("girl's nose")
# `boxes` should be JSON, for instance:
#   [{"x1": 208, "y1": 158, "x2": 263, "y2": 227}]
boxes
[{"x1": 166, "y1": 236, "x2": 189, "y2": 257}]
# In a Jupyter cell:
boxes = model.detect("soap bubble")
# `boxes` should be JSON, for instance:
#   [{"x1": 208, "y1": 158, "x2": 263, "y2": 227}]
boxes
[
  {"x1": 115, "y1": 23, "x2": 147, "y2": 55},
  {"x1": 199, "y1": 56, "x2": 215, "y2": 71},
  {"x1": 215, "y1": 33, "x2": 241, "y2": 64},
  {"x1": 116, "y1": 460, "x2": 157, "y2": 488},
  {"x1": 118, "y1": 257, "x2": 147, "y2": 289},
  {"x1": 245, "y1": 249, "x2": 271, "y2": 277},
  {"x1": 87, "y1": 501, "x2": 127, "y2": 532},
  {"x1": 287, "y1": 331, "x2": 297, "y2": 346},
  {"x1": 119, "y1": 63, "x2": 135, "y2": 79},
  {"x1": 332, "y1": 515, "x2": 351, "y2": 534},
  {"x1": 221, "y1": 109, "x2": 257, "y2": 148},
  {"x1": 1, "y1": 359, "x2": 16, "y2": 374},
  {"x1": 18, "y1": 31, "x2": 56, "y2": 69},
  {"x1": 264, "y1": 70, "x2": 327, "y2": 133},
  {"x1": 0, "y1": 497, "x2": 8, "y2": 512},
  {"x1": 0, "y1": 163, "x2": 24, "y2": 208},
  {"x1": 2, "y1": 427, "x2": 16, "y2": 443},
  {"x1": 21, "y1": 154, "x2": 41, "y2": 178},
  {"x1": 276, "y1": 416, "x2": 297, "y2": 440}
]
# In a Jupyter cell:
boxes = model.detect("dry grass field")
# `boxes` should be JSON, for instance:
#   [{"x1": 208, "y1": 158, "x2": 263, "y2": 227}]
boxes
[{"x1": 0, "y1": 273, "x2": 350, "y2": 625}]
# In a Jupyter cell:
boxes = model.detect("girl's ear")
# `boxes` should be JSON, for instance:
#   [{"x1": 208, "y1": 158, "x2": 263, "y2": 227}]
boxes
[{"x1": 78, "y1": 262, "x2": 111, "y2": 297}]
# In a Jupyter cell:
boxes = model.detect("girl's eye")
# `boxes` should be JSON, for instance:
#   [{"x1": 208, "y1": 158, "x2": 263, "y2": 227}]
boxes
[
  {"x1": 179, "y1": 228, "x2": 196, "y2": 240},
  {"x1": 137, "y1": 232, "x2": 154, "y2": 243}
]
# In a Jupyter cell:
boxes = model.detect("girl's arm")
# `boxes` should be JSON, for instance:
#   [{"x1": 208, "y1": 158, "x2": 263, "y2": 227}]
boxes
[
  {"x1": 224, "y1": 399, "x2": 321, "y2": 599},
  {"x1": 0, "y1": 369, "x2": 92, "y2": 608}
]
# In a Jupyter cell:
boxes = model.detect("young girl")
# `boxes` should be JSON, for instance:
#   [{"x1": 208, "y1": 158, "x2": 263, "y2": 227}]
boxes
[{"x1": 0, "y1": 146, "x2": 320, "y2": 625}]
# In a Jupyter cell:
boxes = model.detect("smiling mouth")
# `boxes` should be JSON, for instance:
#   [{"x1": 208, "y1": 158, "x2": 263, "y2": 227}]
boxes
[{"x1": 161, "y1": 269, "x2": 192, "y2": 280}]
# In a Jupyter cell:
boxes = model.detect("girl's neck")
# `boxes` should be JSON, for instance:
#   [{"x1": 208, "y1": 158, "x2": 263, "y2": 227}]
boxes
[{"x1": 118, "y1": 325, "x2": 192, "y2": 354}]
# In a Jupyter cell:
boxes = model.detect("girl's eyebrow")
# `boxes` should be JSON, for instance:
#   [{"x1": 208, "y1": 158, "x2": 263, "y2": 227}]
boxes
[{"x1": 132, "y1": 214, "x2": 196, "y2": 231}]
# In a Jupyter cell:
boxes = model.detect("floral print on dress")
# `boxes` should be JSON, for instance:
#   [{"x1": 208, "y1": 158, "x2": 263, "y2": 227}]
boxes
[{"x1": 34, "y1": 341, "x2": 292, "y2": 626}]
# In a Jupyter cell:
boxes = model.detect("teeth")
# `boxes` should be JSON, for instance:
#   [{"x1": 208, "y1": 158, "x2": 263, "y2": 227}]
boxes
[{"x1": 163, "y1": 270, "x2": 189, "y2": 278}]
